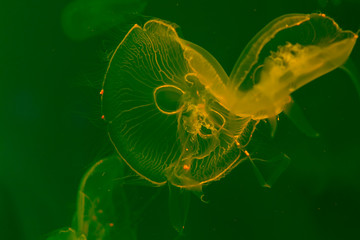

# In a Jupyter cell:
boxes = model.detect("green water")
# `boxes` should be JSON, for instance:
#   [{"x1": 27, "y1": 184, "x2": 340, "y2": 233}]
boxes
[{"x1": 1, "y1": 0, "x2": 360, "y2": 239}]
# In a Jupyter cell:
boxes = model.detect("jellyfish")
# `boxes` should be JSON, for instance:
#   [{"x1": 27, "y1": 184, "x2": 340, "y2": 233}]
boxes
[
  {"x1": 47, "y1": 13, "x2": 358, "y2": 239},
  {"x1": 100, "y1": 13, "x2": 358, "y2": 232},
  {"x1": 62, "y1": 0, "x2": 147, "y2": 40},
  {"x1": 46, "y1": 155, "x2": 159, "y2": 240},
  {"x1": 102, "y1": 13, "x2": 357, "y2": 185}
]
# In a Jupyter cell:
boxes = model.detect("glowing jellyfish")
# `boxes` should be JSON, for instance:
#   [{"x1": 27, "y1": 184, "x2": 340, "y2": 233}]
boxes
[
  {"x1": 46, "y1": 13, "x2": 357, "y2": 238},
  {"x1": 100, "y1": 13, "x2": 357, "y2": 232},
  {"x1": 101, "y1": 13, "x2": 357, "y2": 192}
]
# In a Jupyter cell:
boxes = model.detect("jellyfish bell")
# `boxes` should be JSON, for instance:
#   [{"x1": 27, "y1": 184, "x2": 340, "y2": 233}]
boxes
[
  {"x1": 227, "y1": 13, "x2": 358, "y2": 120},
  {"x1": 100, "y1": 20, "x2": 246, "y2": 233},
  {"x1": 101, "y1": 19, "x2": 254, "y2": 193}
]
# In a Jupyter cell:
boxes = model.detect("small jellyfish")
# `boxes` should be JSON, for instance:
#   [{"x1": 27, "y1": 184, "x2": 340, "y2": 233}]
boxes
[
  {"x1": 62, "y1": 0, "x2": 147, "y2": 40},
  {"x1": 100, "y1": 13, "x2": 358, "y2": 232}
]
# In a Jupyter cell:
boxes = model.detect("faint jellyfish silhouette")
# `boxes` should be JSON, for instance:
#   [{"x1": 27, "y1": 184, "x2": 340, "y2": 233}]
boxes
[
  {"x1": 46, "y1": 155, "x2": 159, "y2": 240},
  {"x1": 62, "y1": 0, "x2": 147, "y2": 40}
]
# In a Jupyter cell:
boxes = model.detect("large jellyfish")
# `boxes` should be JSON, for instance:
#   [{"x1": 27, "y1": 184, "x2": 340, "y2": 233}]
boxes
[{"x1": 101, "y1": 13, "x2": 357, "y2": 190}]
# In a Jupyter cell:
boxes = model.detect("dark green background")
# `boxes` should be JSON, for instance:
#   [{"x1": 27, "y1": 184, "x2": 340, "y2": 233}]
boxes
[{"x1": 1, "y1": 0, "x2": 360, "y2": 239}]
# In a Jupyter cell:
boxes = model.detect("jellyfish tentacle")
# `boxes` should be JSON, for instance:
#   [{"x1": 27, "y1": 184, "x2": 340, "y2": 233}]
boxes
[
  {"x1": 283, "y1": 99, "x2": 320, "y2": 138},
  {"x1": 245, "y1": 150, "x2": 291, "y2": 188},
  {"x1": 267, "y1": 116, "x2": 278, "y2": 138},
  {"x1": 168, "y1": 184, "x2": 191, "y2": 234},
  {"x1": 340, "y1": 58, "x2": 360, "y2": 103}
]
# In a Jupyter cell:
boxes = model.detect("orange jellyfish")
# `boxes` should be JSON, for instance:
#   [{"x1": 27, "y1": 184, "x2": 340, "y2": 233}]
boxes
[{"x1": 100, "y1": 13, "x2": 359, "y2": 233}]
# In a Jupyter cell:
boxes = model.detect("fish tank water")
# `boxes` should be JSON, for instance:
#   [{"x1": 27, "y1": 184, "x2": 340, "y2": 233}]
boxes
[{"x1": 1, "y1": 0, "x2": 360, "y2": 240}]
